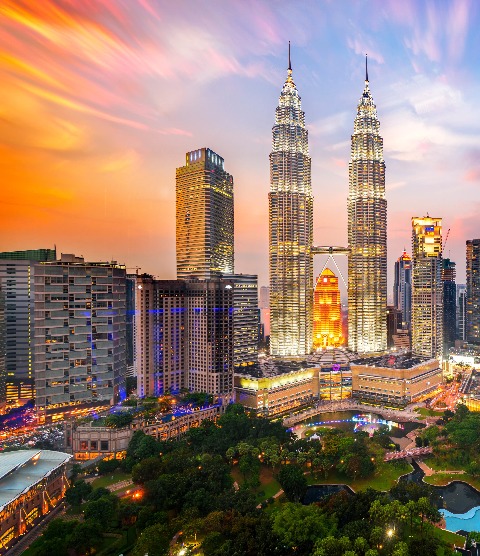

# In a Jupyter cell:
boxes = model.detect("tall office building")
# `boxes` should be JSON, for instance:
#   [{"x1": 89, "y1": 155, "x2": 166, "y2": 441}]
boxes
[
  {"x1": 269, "y1": 45, "x2": 313, "y2": 356},
  {"x1": 313, "y1": 269, "x2": 343, "y2": 349},
  {"x1": 348, "y1": 58, "x2": 387, "y2": 354},
  {"x1": 125, "y1": 274, "x2": 136, "y2": 379},
  {"x1": 176, "y1": 148, "x2": 234, "y2": 280},
  {"x1": 457, "y1": 284, "x2": 467, "y2": 342},
  {"x1": 386, "y1": 305, "x2": 402, "y2": 348},
  {"x1": 466, "y1": 239, "x2": 480, "y2": 345},
  {"x1": 411, "y1": 217, "x2": 443, "y2": 359},
  {"x1": 34, "y1": 255, "x2": 127, "y2": 422},
  {"x1": 393, "y1": 251, "x2": 412, "y2": 330},
  {"x1": 259, "y1": 286, "x2": 270, "y2": 338},
  {"x1": 442, "y1": 258, "x2": 457, "y2": 353},
  {"x1": 228, "y1": 275, "x2": 258, "y2": 366}
]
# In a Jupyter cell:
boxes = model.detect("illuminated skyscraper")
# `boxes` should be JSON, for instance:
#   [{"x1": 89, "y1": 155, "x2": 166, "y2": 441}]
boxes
[
  {"x1": 269, "y1": 44, "x2": 313, "y2": 356},
  {"x1": 466, "y1": 239, "x2": 480, "y2": 345},
  {"x1": 442, "y1": 258, "x2": 456, "y2": 352},
  {"x1": 393, "y1": 251, "x2": 412, "y2": 330},
  {"x1": 411, "y1": 217, "x2": 443, "y2": 359},
  {"x1": 313, "y1": 268, "x2": 343, "y2": 349},
  {"x1": 348, "y1": 57, "x2": 387, "y2": 354},
  {"x1": 176, "y1": 148, "x2": 234, "y2": 280}
]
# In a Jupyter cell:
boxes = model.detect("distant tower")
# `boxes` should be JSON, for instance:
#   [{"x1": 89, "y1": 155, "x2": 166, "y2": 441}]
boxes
[
  {"x1": 348, "y1": 55, "x2": 387, "y2": 354},
  {"x1": 176, "y1": 148, "x2": 234, "y2": 279},
  {"x1": 457, "y1": 284, "x2": 467, "y2": 342},
  {"x1": 269, "y1": 43, "x2": 313, "y2": 356},
  {"x1": 442, "y1": 258, "x2": 457, "y2": 353},
  {"x1": 466, "y1": 239, "x2": 480, "y2": 345},
  {"x1": 313, "y1": 268, "x2": 343, "y2": 349},
  {"x1": 411, "y1": 217, "x2": 443, "y2": 359},
  {"x1": 393, "y1": 251, "x2": 412, "y2": 330}
]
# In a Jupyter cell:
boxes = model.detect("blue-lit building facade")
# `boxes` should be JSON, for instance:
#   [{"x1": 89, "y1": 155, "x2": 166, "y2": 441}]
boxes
[
  {"x1": 135, "y1": 276, "x2": 234, "y2": 398},
  {"x1": 34, "y1": 255, "x2": 127, "y2": 423}
]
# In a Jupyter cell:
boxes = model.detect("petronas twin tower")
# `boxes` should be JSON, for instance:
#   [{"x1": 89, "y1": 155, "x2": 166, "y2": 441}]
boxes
[{"x1": 269, "y1": 48, "x2": 387, "y2": 356}]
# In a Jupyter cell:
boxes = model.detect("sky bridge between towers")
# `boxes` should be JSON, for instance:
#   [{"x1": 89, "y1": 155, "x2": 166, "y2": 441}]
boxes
[{"x1": 311, "y1": 246, "x2": 350, "y2": 289}]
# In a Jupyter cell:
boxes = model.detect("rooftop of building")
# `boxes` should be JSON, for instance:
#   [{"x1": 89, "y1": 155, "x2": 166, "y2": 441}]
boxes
[
  {"x1": 235, "y1": 358, "x2": 317, "y2": 379},
  {"x1": 351, "y1": 352, "x2": 434, "y2": 369},
  {"x1": 0, "y1": 449, "x2": 71, "y2": 511}
]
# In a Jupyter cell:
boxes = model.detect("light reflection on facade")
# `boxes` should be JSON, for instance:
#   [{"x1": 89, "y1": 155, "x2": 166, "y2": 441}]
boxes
[
  {"x1": 313, "y1": 268, "x2": 343, "y2": 349},
  {"x1": 269, "y1": 45, "x2": 313, "y2": 356}
]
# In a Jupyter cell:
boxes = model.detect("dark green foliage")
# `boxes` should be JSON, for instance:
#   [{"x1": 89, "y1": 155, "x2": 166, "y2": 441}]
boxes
[
  {"x1": 104, "y1": 411, "x2": 133, "y2": 428},
  {"x1": 64, "y1": 479, "x2": 92, "y2": 506},
  {"x1": 83, "y1": 493, "x2": 118, "y2": 525},
  {"x1": 97, "y1": 457, "x2": 119, "y2": 474},
  {"x1": 277, "y1": 464, "x2": 307, "y2": 502},
  {"x1": 181, "y1": 391, "x2": 214, "y2": 406},
  {"x1": 131, "y1": 522, "x2": 172, "y2": 556}
]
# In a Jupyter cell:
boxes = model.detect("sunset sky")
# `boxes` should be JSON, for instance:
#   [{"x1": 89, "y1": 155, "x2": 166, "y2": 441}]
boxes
[{"x1": 1, "y1": 0, "x2": 479, "y2": 297}]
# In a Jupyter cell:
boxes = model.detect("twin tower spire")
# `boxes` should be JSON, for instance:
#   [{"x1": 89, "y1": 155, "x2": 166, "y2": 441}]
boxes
[{"x1": 269, "y1": 44, "x2": 386, "y2": 357}]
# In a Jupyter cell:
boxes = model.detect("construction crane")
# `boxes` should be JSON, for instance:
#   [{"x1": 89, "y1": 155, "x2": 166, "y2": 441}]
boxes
[{"x1": 443, "y1": 228, "x2": 451, "y2": 253}]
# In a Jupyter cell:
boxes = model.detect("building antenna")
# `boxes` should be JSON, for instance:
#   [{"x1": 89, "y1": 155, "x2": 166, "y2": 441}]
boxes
[
  {"x1": 288, "y1": 41, "x2": 292, "y2": 71},
  {"x1": 365, "y1": 53, "x2": 368, "y2": 82}
]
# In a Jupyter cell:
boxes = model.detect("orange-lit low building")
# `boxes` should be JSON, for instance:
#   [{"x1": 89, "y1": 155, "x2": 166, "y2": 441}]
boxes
[
  {"x1": 313, "y1": 268, "x2": 343, "y2": 349},
  {"x1": 234, "y1": 361, "x2": 320, "y2": 417},
  {"x1": 0, "y1": 450, "x2": 71, "y2": 554}
]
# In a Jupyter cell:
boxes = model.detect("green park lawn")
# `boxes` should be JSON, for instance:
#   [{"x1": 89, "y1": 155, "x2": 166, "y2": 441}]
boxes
[
  {"x1": 415, "y1": 407, "x2": 445, "y2": 417},
  {"x1": 434, "y1": 527, "x2": 466, "y2": 548},
  {"x1": 423, "y1": 471, "x2": 480, "y2": 491},
  {"x1": 91, "y1": 471, "x2": 132, "y2": 490},
  {"x1": 306, "y1": 459, "x2": 412, "y2": 492},
  {"x1": 231, "y1": 464, "x2": 282, "y2": 502}
]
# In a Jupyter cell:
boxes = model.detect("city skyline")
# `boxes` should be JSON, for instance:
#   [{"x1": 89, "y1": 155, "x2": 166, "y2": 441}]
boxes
[{"x1": 2, "y1": 0, "x2": 480, "y2": 293}]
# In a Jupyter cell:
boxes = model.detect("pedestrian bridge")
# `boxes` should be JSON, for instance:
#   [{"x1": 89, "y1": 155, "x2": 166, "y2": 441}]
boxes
[{"x1": 384, "y1": 446, "x2": 433, "y2": 461}]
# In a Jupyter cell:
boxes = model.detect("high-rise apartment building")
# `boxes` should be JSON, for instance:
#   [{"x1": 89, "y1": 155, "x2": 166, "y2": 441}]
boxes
[
  {"x1": 176, "y1": 148, "x2": 234, "y2": 280},
  {"x1": 0, "y1": 259, "x2": 37, "y2": 402},
  {"x1": 0, "y1": 286, "x2": 5, "y2": 414},
  {"x1": 457, "y1": 284, "x2": 467, "y2": 342},
  {"x1": 393, "y1": 251, "x2": 412, "y2": 330},
  {"x1": 466, "y1": 239, "x2": 480, "y2": 345},
  {"x1": 411, "y1": 217, "x2": 443, "y2": 359},
  {"x1": 34, "y1": 255, "x2": 127, "y2": 422},
  {"x1": 134, "y1": 275, "x2": 157, "y2": 398},
  {"x1": 134, "y1": 276, "x2": 234, "y2": 398},
  {"x1": 269, "y1": 46, "x2": 313, "y2": 356},
  {"x1": 442, "y1": 258, "x2": 456, "y2": 353},
  {"x1": 313, "y1": 269, "x2": 343, "y2": 349},
  {"x1": 125, "y1": 274, "x2": 136, "y2": 379},
  {"x1": 348, "y1": 59, "x2": 387, "y2": 354}
]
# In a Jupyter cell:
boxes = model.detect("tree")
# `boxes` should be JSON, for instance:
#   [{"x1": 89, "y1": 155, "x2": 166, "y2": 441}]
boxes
[
  {"x1": 83, "y1": 495, "x2": 118, "y2": 526},
  {"x1": 105, "y1": 412, "x2": 133, "y2": 428},
  {"x1": 277, "y1": 464, "x2": 307, "y2": 502},
  {"x1": 272, "y1": 503, "x2": 337, "y2": 554},
  {"x1": 67, "y1": 519, "x2": 102, "y2": 554},
  {"x1": 132, "y1": 522, "x2": 171, "y2": 556},
  {"x1": 65, "y1": 479, "x2": 92, "y2": 506},
  {"x1": 312, "y1": 535, "x2": 351, "y2": 556},
  {"x1": 132, "y1": 456, "x2": 163, "y2": 484}
]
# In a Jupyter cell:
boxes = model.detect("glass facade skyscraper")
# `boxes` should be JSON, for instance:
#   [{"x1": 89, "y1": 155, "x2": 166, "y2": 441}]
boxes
[
  {"x1": 393, "y1": 251, "x2": 412, "y2": 331},
  {"x1": 442, "y1": 258, "x2": 457, "y2": 353},
  {"x1": 269, "y1": 47, "x2": 313, "y2": 356},
  {"x1": 176, "y1": 148, "x2": 234, "y2": 280},
  {"x1": 466, "y1": 239, "x2": 480, "y2": 345},
  {"x1": 411, "y1": 217, "x2": 443, "y2": 359},
  {"x1": 348, "y1": 61, "x2": 387, "y2": 354}
]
